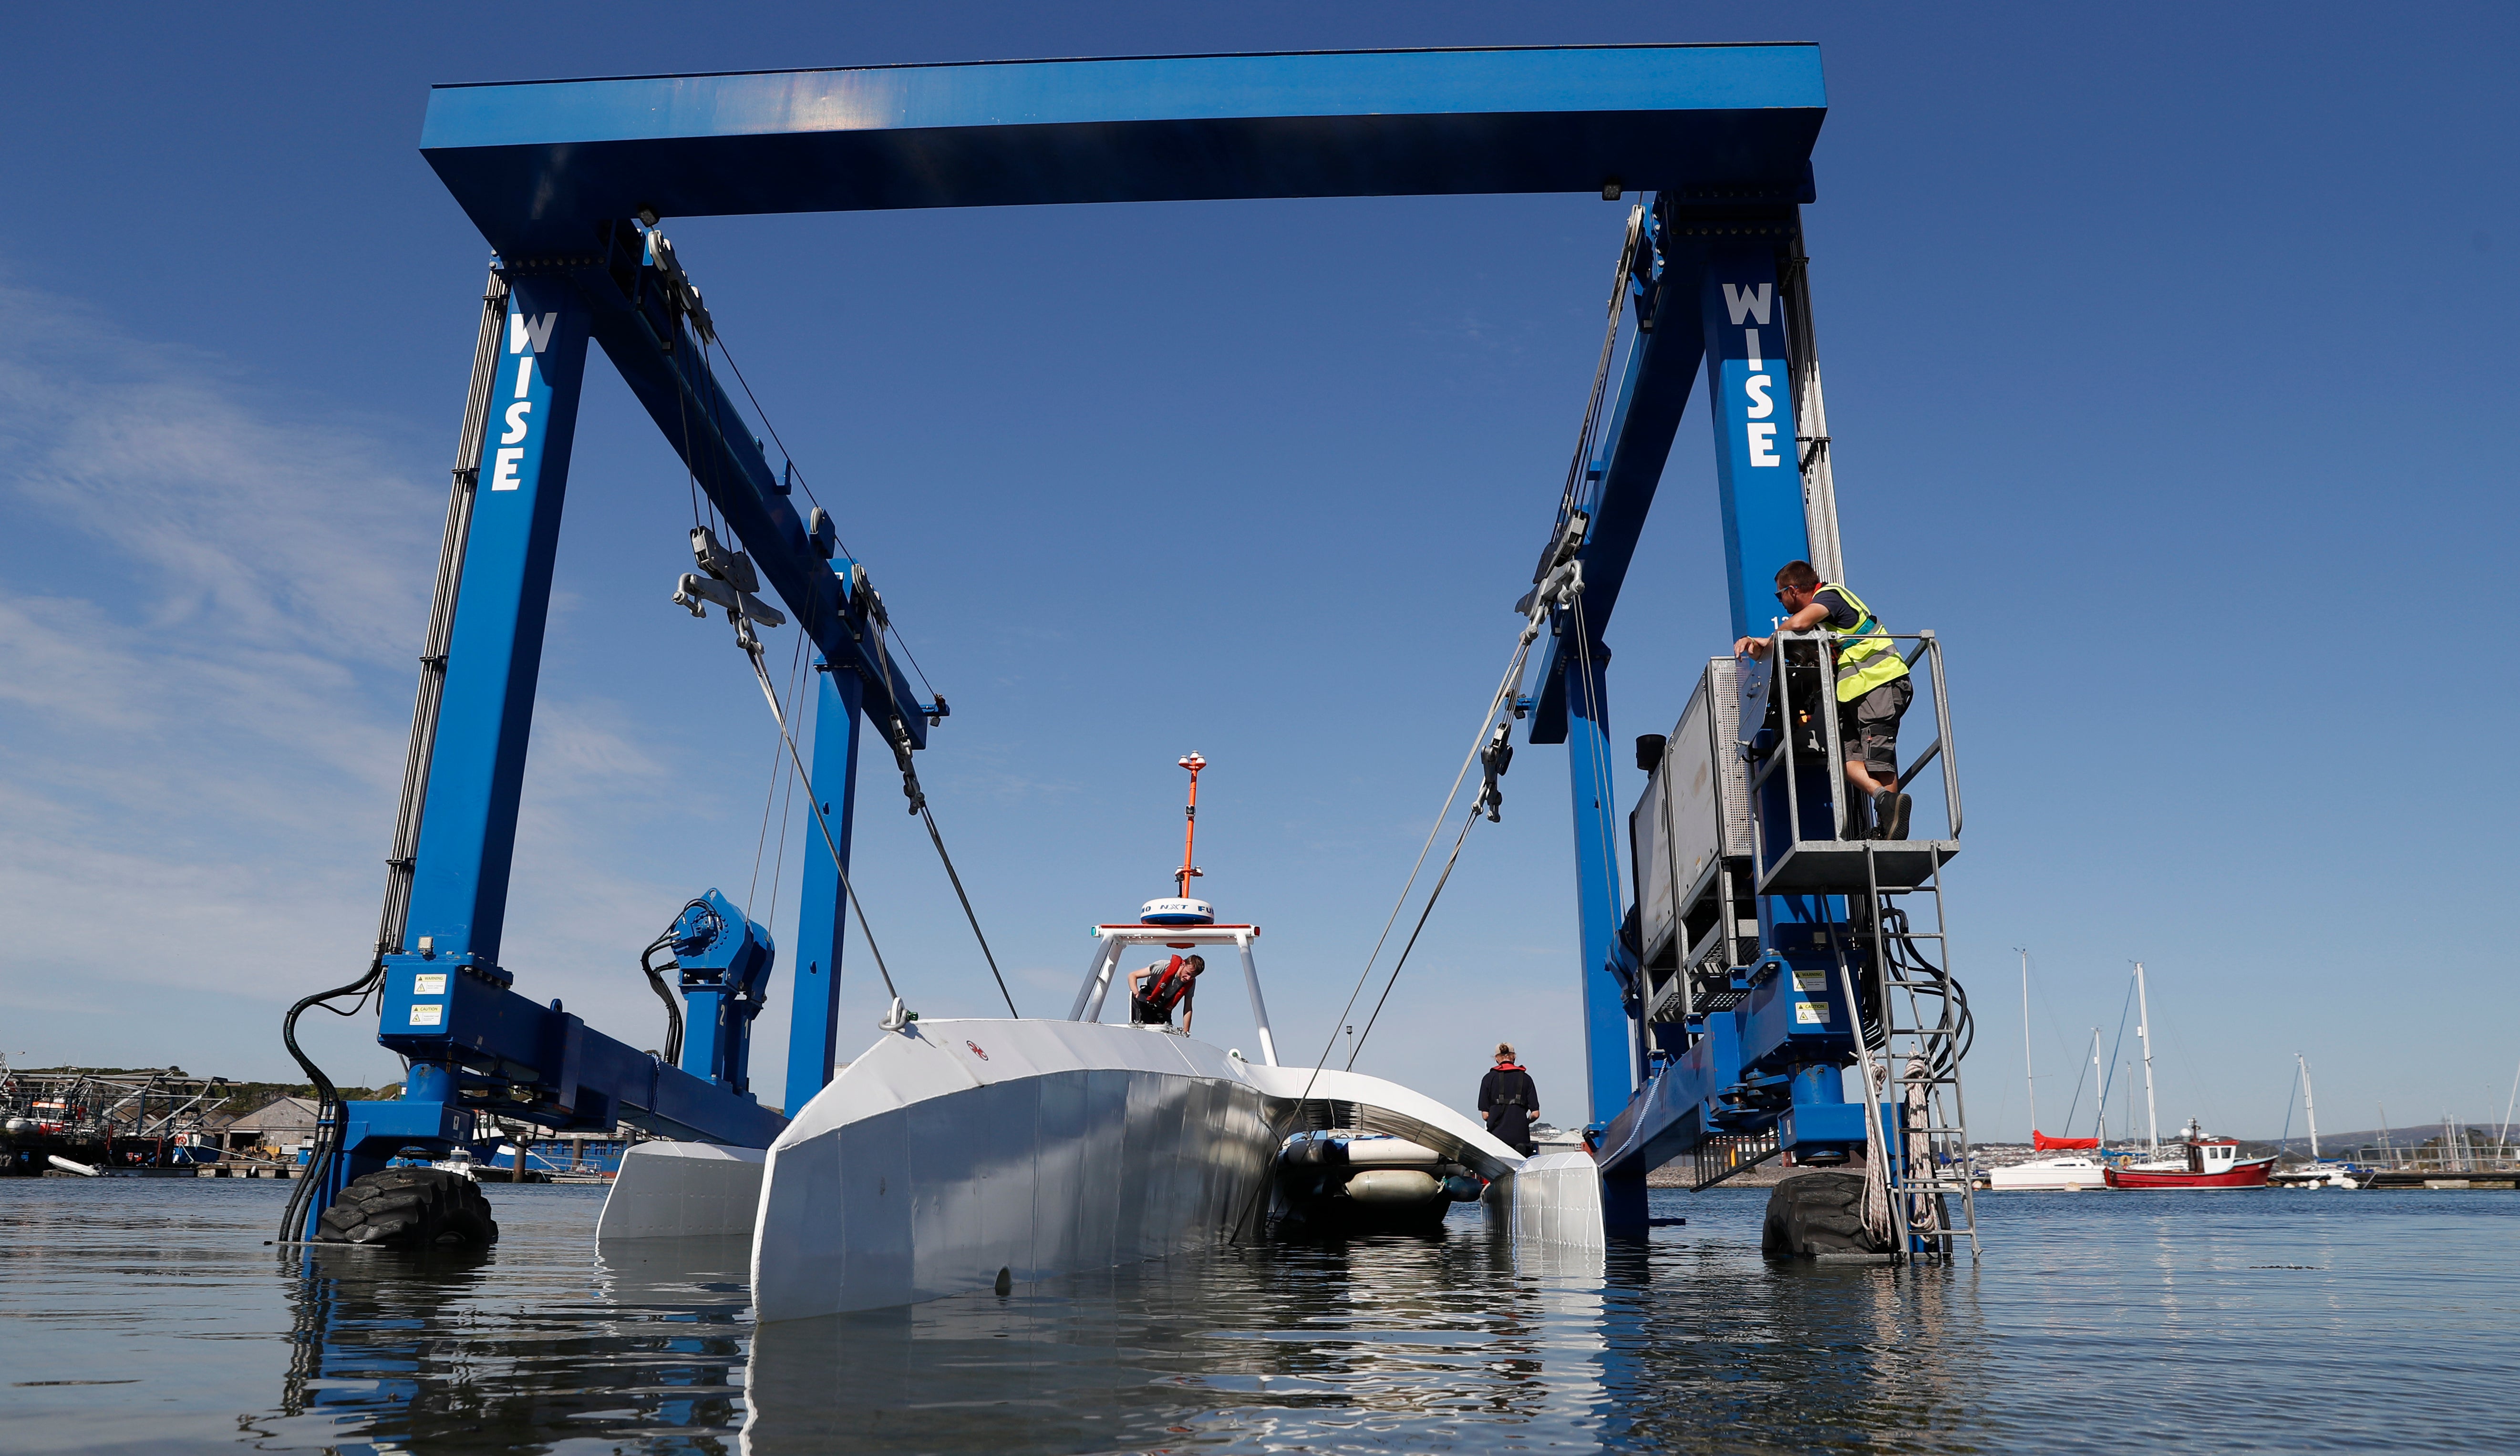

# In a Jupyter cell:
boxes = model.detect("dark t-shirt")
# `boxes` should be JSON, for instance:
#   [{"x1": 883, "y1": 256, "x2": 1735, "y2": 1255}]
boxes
[{"x1": 1811, "y1": 587, "x2": 1864, "y2": 631}]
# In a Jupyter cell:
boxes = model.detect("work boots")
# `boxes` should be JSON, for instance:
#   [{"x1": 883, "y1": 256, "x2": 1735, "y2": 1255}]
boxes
[{"x1": 1873, "y1": 789, "x2": 1912, "y2": 841}]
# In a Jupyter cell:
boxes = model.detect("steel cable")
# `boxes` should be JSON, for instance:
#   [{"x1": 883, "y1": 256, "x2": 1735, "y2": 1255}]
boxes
[
  {"x1": 708, "y1": 332, "x2": 946, "y2": 702},
  {"x1": 917, "y1": 801, "x2": 1020, "y2": 1017},
  {"x1": 741, "y1": 640, "x2": 902, "y2": 1003},
  {"x1": 1294, "y1": 609, "x2": 1552, "y2": 1106},
  {"x1": 1343, "y1": 807, "x2": 1482, "y2": 1068}
]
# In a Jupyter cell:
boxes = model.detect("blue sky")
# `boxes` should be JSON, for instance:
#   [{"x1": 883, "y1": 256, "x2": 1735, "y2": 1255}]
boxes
[{"x1": 2, "y1": 3, "x2": 2513, "y2": 1144}]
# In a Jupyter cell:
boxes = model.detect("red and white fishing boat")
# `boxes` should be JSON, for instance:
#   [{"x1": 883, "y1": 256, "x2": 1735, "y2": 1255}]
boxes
[{"x1": 2103, "y1": 1120, "x2": 2274, "y2": 1189}]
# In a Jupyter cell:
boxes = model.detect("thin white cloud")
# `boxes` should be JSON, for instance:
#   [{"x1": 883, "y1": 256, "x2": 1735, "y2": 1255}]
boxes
[{"x1": 0, "y1": 279, "x2": 686, "y2": 1070}]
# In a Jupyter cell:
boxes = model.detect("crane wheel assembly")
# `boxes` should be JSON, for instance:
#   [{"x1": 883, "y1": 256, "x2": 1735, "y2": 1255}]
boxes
[
  {"x1": 314, "y1": 1169, "x2": 500, "y2": 1249},
  {"x1": 1759, "y1": 1173, "x2": 1891, "y2": 1260}
]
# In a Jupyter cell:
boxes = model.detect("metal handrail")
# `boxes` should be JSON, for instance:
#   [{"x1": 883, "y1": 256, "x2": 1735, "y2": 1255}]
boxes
[{"x1": 1739, "y1": 628, "x2": 1962, "y2": 853}]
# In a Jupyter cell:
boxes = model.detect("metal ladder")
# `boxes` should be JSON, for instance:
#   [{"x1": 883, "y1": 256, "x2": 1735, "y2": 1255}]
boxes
[{"x1": 1859, "y1": 844, "x2": 1980, "y2": 1260}]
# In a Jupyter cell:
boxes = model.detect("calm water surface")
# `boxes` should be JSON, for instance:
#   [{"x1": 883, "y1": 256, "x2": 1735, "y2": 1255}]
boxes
[{"x1": 2, "y1": 1177, "x2": 2511, "y2": 1453}]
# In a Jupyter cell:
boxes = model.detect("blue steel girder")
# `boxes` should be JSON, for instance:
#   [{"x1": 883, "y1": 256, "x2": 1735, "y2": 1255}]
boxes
[
  {"x1": 785, "y1": 664, "x2": 865, "y2": 1113},
  {"x1": 534, "y1": 229, "x2": 929, "y2": 747},
  {"x1": 403, "y1": 275, "x2": 592, "y2": 968},
  {"x1": 1526, "y1": 203, "x2": 1706, "y2": 749},
  {"x1": 419, "y1": 46, "x2": 1826, "y2": 253},
  {"x1": 1519, "y1": 198, "x2": 1817, "y2": 1128}
]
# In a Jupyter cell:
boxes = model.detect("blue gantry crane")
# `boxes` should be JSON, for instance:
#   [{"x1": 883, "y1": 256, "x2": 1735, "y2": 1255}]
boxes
[
  {"x1": 289, "y1": 42, "x2": 1969, "y2": 1257},
  {"x1": 1511, "y1": 192, "x2": 1977, "y2": 1255},
  {"x1": 281, "y1": 217, "x2": 941, "y2": 1239}
]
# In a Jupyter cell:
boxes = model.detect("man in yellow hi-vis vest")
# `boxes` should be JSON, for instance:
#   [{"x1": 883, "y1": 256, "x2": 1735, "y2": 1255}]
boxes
[{"x1": 1733, "y1": 559, "x2": 1914, "y2": 840}]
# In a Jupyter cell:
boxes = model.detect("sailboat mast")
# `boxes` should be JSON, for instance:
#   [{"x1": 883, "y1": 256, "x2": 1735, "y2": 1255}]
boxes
[
  {"x1": 2090, "y1": 1028, "x2": 2107, "y2": 1146},
  {"x1": 2299, "y1": 1053, "x2": 2320, "y2": 1159},
  {"x1": 2017, "y1": 947, "x2": 2038, "y2": 1139},
  {"x1": 2499, "y1": 1059, "x2": 2519, "y2": 1155},
  {"x1": 2135, "y1": 961, "x2": 2160, "y2": 1153}
]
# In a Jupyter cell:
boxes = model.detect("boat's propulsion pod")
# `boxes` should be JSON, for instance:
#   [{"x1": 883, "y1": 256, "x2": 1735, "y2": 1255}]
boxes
[{"x1": 1273, "y1": 1131, "x2": 1487, "y2": 1234}]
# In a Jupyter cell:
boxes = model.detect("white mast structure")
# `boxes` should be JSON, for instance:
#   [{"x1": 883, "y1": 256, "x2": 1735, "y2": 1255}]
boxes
[
  {"x1": 2134, "y1": 961, "x2": 2160, "y2": 1153},
  {"x1": 2297, "y1": 1053, "x2": 2320, "y2": 1158},
  {"x1": 2090, "y1": 1028, "x2": 2108, "y2": 1147},
  {"x1": 2016, "y1": 947, "x2": 2038, "y2": 1140},
  {"x1": 2500, "y1": 1059, "x2": 2519, "y2": 1158}
]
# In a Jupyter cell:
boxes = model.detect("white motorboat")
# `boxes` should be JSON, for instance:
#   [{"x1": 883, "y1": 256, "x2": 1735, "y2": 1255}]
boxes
[
  {"x1": 1980, "y1": 1154, "x2": 2110, "y2": 1191},
  {"x1": 599, "y1": 908, "x2": 1566, "y2": 1321},
  {"x1": 598, "y1": 758, "x2": 1607, "y2": 1319}
]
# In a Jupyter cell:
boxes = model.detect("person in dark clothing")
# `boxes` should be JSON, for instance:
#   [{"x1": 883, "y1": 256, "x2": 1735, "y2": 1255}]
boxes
[
  {"x1": 1478, "y1": 1044, "x2": 1539, "y2": 1155},
  {"x1": 1129, "y1": 953, "x2": 1204, "y2": 1027}
]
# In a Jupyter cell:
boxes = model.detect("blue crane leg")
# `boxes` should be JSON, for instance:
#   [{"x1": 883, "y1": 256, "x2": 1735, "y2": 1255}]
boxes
[
  {"x1": 1562, "y1": 648, "x2": 1634, "y2": 1126},
  {"x1": 1696, "y1": 245, "x2": 1811, "y2": 645},
  {"x1": 784, "y1": 660, "x2": 864, "y2": 1115},
  {"x1": 403, "y1": 278, "x2": 593, "y2": 969},
  {"x1": 1694, "y1": 244, "x2": 1839, "y2": 955}
]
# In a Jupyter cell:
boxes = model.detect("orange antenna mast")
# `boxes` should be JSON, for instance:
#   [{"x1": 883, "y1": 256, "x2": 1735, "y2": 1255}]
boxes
[{"x1": 1175, "y1": 753, "x2": 1207, "y2": 897}]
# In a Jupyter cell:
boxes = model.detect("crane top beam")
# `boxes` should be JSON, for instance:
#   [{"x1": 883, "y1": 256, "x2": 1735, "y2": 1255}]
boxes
[{"x1": 422, "y1": 44, "x2": 1825, "y2": 253}]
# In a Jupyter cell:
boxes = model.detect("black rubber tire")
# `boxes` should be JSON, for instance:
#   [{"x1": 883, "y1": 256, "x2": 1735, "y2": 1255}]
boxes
[
  {"x1": 1761, "y1": 1171, "x2": 1893, "y2": 1259},
  {"x1": 314, "y1": 1168, "x2": 499, "y2": 1248}
]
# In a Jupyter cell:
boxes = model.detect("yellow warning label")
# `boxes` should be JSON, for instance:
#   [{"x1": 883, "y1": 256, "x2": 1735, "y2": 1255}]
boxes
[{"x1": 1794, "y1": 999, "x2": 1830, "y2": 1025}]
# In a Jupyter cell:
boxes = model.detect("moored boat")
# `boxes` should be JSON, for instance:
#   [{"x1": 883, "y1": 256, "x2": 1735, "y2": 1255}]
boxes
[
  {"x1": 2103, "y1": 1120, "x2": 2273, "y2": 1189},
  {"x1": 1982, "y1": 1154, "x2": 2111, "y2": 1191}
]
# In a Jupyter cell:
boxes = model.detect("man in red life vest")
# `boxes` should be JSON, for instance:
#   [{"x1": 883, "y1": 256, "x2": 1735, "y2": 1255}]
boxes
[
  {"x1": 1129, "y1": 953, "x2": 1205, "y2": 1027},
  {"x1": 1478, "y1": 1043, "x2": 1540, "y2": 1155}
]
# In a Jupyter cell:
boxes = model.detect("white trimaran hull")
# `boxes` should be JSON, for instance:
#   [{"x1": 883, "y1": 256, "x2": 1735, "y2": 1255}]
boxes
[{"x1": 598, "y1": 1016, "x2": 1586, "y2": 1321}]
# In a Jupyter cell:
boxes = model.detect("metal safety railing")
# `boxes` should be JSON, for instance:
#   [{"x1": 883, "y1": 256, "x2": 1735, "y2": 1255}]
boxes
[
  {"x1": 1740, "y1": 628, "x2": 1977, "y2": 1259},
  {"x1": 1743, "y1": 629, "x2": 1961, "y2": 867}
]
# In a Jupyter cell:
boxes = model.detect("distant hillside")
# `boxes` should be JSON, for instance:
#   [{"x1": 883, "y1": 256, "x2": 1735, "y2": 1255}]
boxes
[{"x1": 2249, "y1": 1123, "x2": 2513, "y2": 1157}]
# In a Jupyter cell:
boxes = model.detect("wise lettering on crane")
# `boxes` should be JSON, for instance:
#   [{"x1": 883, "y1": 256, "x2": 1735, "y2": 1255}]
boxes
[
  {"x1": 1724, "y1": 282, "x2": 1782, "y2": 469},
  {"x1": 488, "y1": 310, "x2": 558, "y2": 491}
]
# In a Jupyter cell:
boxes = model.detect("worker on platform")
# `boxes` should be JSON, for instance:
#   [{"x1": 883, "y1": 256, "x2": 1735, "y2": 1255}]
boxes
[
  {"x1": 1129, "y1": 953, "x2": 1205, "y2": 1028},
  {"x1": 1479, "y1": 1044, "x2": 1540, "y2": 1155},
  {"x1": 1734, "y1": 559, "x2": 1913, "y2": 840}
]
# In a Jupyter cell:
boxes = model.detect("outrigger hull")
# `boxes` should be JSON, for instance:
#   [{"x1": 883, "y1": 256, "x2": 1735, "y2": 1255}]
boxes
[
  {"x1": 749, "y1": 1018, "x2": 1283, "y2": 1322},
  {"x1": 599, "y1": 1017, "x2": 1541, "y2": 1321}
]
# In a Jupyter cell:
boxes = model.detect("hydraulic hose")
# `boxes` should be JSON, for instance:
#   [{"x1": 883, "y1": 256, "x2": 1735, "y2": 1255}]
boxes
[
  {"x1": 640, "y1": 931, "x2": 685, "y2": 1066},
  {"x1": 274, "y1": 960, "x2": 385, "y2": 1243}
]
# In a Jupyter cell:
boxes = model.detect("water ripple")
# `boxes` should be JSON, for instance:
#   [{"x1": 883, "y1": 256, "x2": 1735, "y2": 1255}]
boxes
[{"x1": 2, "y1": 1177, "x2": 2511, "y2": 1452}]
